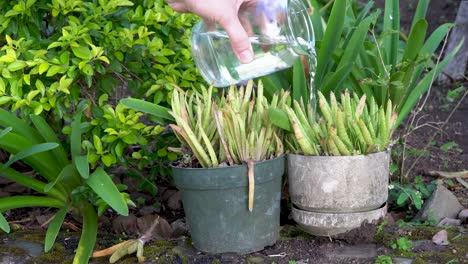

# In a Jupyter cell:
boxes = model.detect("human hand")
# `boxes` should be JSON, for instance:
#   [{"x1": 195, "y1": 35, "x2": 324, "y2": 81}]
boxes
[{"x1": 165, "y1": 0, "x2": 255, "y2": 63}]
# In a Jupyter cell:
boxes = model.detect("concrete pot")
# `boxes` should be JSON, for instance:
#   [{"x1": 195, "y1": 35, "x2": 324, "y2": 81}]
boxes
[
  {"x1": 288, "y1": 151, "x2": 389, "y2": 213},
  {"x1": 292, "y1": 203, "x2": 387, "y2": 236}
]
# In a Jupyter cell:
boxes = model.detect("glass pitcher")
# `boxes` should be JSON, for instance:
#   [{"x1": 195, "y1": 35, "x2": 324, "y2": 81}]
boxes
[{"x1": 191, "y1": 0, "x2": 315, "y2": 87}]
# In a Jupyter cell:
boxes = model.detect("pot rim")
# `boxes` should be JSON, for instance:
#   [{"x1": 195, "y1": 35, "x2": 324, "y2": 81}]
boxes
[
  {"x1": 171, "y1": 154, "x2": 286, "y2": 171},
  {"x1": 287, "y1": 148, "x2": 390, "y2": 159}
]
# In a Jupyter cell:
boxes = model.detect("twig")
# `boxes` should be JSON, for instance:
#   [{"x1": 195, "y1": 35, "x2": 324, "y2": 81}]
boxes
[
  {"x1": 427, "y1": 170, "x2": 468, "y2": 179},
  {"x1": 404, "y1": 88, "x2": 468, "y2": 178},
  {"x1": 139, "y1": 215, "x2": 160, "y2": 244},
  {"x1": 456, "y1": 178, "x2": 468, "y2": 189},
  {"x1": 400, "y1": 32, "x2": 451, "y2": 180}
]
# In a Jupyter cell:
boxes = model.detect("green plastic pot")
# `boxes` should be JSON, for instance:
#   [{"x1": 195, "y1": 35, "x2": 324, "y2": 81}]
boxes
[{"x1": 172, "y1": 155, "x2": 285, "y2": 254}]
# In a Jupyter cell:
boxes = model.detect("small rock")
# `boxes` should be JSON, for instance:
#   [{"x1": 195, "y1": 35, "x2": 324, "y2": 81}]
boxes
[
  {"x1": 458, "y1": 209, "x2": 468, "y2": 222},
  {"x1": 162, "y1": 189, "x2": 177, "y2": 201},
  {"x1": 112, "y1": 214, "x2": 138, "y2": 234},
  {"x1": 330, "y1": 244, "x2": 377, "y2": 259},
  {"x1": 392, "y1": 258, "x2": 414, "y2": 264},
  {"x1": 171, "y1": 218, "x2": 190, "y2": 237},
  {"x1": 167, "y1": 191, "x2": 182, "y2": 210},
  {"x1": 413, "y1": 184, "x2": 464, "y2": 223},
  {"x1": 432, "y1": 230, "x2": 450, "y2": 246},
  {"x1": 138, "y1": 206, "x2": 159, "y2": 216},
  {"x1": 438, "y1": 217, "x2": 461, "y2": 226}
]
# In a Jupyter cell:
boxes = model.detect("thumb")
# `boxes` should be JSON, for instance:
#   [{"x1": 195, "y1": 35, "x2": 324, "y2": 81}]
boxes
[{"x1": 219, "y1": 16, "x2": 253, "y2": 63}]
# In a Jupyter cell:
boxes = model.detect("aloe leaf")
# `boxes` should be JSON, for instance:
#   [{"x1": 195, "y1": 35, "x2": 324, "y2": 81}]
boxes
[
  {"x1": 86, "y1": 167, "x2": 128, "y2": 216},
  {"x1": 315, "y1": 0, "x2": 347, "y2": 88},
  {"x1": 120, "y1": 98, "x2": 173, "y2": 121},
  {"x1": 396, "y1": 38, "x2": 464, "y2": 127},
  {"x1": 73, "y1": 203, "x2": 97, "y2": 264},
  {"x1": 293, "y1": 58, "x2": 308, "y2": 103},
  {"x1": 30, "y1": 115, "x2": 69, "y2": 168},
  {"x1": 268, "y1": 108, "x2": 292, "y2": 131},
  {"x1": 44, "y1": 207, "x2": 68, "y2": 252},
  {"x1": 0, "y1": 212, "x2": 10, "y2": 233},
  {"x1": 1, "y1": 142, "x2": 58, "y2": 171},
  {"x1": 258, "y1": 72, "x2": 287, "y2": 100}
]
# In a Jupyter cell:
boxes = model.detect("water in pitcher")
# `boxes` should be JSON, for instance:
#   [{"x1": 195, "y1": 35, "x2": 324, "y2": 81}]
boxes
[{"x1": 193, "y1": 30, "x2": 316, "y2": 88}]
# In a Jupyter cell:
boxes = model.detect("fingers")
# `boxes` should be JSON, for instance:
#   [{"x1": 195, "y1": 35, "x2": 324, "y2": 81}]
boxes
[{"x1": 219, "y1": 15, "x2": 253, "y2": 63}]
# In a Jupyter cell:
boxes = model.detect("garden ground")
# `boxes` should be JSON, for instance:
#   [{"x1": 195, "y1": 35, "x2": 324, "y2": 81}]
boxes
[{"x1": 1, "y1": 1, "x2": 467, "y2": 263}]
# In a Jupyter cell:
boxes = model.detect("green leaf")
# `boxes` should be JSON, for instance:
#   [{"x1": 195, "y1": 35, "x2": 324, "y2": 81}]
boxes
[
  {"x1": 440, "y1": 141, "x2": 458, "y2": 152},
  {"x1": 0, "y1": 213, "x2": 10, "y2": 233},
  {"x1": 0, "y1": 127, "x2": 12, "y2": 139},
  {"x1": 73, "y1": 203, "x2": 97, "y2": 264},
  {"x1": 269, "y1": 108, "x2": 292, "y2": 131},
  {"x1": 30, "y1": 115, "x2": 69, "y2": 168},
  {"x1": 44, "y1": 164, "x2": 76, "y2": 192},
  {"x1": 75, "y1": 155, "x2": 89, "y2": 179},
  {"x1": 397, "y1": 192, "x2": 409, "y2": 206},
  {"x1": 410, "y1": 0, "x2": 429, "y2": 32},
  {"x1": 315, "y1": 0, "x2": 347, "y2": 88},
  {"x1": 7, "y1": 60, "x2": 27, "y2": 71},
  {"x1": 292, "y1": 58, "x2": 308, "y2": 103},
  {"x1": 72, "y1": 46, "x2": 92, "y2": 60},
  {"x1": 383, "y1": 0, "x2": 400, "y2": 70},
  {"x1": 1, "y1": 143, "x2": 59, "y2": 171},
  {"x1": 396, "y1": 38, "x2": 464, "y2": 127},
  {"x1": 44, "y1": 207, "x2": 68, "y2": 252},
  {"x1": 0, "y1": 196, "x2": 64, "y2": 212},
  {"x1": 402, "y1": 19, "x2": 428, "y2": 61},
  {"x1": 86, "y1": 167, "x2": 128, "y2": 216},
  {"x1": 120, "y1": 98, "x2": 173, "y2": 121}
]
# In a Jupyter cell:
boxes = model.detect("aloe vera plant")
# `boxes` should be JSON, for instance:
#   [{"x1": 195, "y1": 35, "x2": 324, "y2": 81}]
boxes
[
  {"x1": 0, "y1": 109, "x2": 132, "y2": 264},
  {"x1": 283, "y1": 91, "x2": 397, "y2": 156}
]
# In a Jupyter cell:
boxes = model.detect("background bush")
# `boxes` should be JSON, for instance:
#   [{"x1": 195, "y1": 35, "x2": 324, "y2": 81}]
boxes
[{"x1": 0, "y1": 0, "x2": 202, "y2": 189}]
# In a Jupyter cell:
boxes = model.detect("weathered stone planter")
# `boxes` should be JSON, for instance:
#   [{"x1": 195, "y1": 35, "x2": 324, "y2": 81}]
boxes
[{"x1": 288, "y1": 151, "x2": 389, "y2": 236}]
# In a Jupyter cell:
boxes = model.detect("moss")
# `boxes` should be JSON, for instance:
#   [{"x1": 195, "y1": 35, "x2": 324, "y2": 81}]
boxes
[
  {"x1": 211, "y1": 259, "x2": 221, "y2": 264},
  {"x1": 0, "y1": 244, "x2": 27, "y2": 256}
]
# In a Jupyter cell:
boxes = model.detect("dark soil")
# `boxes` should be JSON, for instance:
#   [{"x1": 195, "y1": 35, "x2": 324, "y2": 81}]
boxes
[{"x1": 1, "y1": 1, "x2": 467, "y2": 264}]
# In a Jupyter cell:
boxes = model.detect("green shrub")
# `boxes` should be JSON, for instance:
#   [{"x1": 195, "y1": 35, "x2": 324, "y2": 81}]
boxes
[{"x1": 0, "y1": 0, "x2": 201, "y2": 170}]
